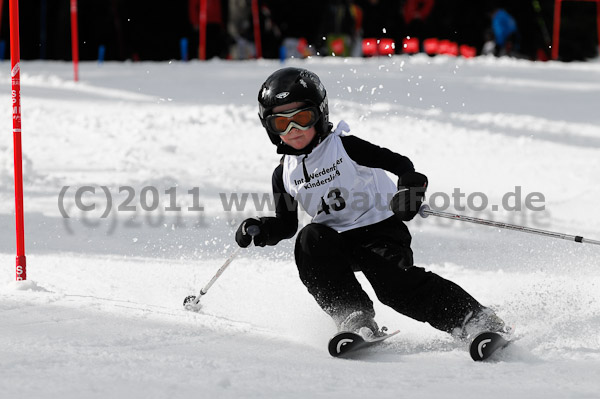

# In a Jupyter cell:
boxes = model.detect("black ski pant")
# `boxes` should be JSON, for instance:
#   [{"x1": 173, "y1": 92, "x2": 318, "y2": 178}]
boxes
[{"x1": 294, "y1": 216, "x2": 484, "y2": 333}]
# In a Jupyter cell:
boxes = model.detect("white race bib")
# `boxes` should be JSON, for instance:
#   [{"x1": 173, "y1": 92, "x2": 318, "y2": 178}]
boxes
[{"x1": 282, "y1": 122, "x2": 396, "y2": 232}]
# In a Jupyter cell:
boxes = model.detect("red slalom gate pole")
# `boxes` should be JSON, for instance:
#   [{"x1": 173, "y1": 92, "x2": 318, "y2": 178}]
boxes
[
  {"x1": 251, "y1": 0, "x2": 262, "y2": 59},
  {"x1": 70, "y1": 0, "x2": 79, "y2": 81},
  {"x1": 552, "y1": 0, "x2": 600, "y2": 60},
  {"x1": 10, "y1": 0, "x2": 26, "y2": 280},
  {"x1": 198, "y1": 0, "x2": 207, "y2": 60},
  {"x1": 552, "y1": 0, "x2": 563, "y2": 60}
]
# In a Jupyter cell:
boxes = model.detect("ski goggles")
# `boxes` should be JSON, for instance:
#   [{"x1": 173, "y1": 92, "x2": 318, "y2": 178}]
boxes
[{"x1": 265, "y1": 107, "x2": 319, "y2": 136}]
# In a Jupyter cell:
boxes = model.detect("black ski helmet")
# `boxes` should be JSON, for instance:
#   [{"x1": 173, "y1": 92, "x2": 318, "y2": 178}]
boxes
[{"x1": 258, "y1": 67, "x2": 332, "y2": 153}]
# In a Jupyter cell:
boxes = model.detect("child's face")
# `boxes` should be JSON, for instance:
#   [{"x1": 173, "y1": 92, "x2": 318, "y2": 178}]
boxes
[{"x1": 273, "y1": 102, "x2": 317, "y2": 150}]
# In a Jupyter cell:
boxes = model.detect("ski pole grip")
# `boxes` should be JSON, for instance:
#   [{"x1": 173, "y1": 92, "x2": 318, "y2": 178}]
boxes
[{"x1": 246, "y1": 225, "x2": 261, "y2": 237}]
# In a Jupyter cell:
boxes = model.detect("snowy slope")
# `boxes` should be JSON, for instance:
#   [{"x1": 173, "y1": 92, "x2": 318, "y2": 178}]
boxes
[{"x1": 1, "y1": 56, "x2": 600, "y2": 398}]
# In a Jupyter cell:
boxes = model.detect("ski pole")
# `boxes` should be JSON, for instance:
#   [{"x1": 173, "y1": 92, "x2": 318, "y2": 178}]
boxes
[
  {"x1": 183, "y1": 225, "x2": 260, "y2": 310},
  {"x1": 418, "y1": 204, "x2": 600, "y2": 246}
]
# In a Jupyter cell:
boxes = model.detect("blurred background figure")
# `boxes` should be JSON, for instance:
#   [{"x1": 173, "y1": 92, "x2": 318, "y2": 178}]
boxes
[
  {"x1": 226, "y1": 0, "x2": 281, "y2": 59},
  {"x1": 489, "y1": 8, "x2": 519, "y2": 56},
  {"x1": 256, "y1": 1, "x2": 283, "y2": 59},
  {"x1": 227, "y1": 0, "x2": 255, "y2": 59}
]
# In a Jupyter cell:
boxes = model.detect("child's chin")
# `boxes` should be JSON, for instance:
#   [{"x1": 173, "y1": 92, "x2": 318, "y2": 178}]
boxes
[{"x1": 289, "y1": 140, "x2": 308, "y2": 149}]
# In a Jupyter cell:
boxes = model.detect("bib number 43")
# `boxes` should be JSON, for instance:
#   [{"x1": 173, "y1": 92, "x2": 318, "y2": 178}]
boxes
[{"x1": 317, "y1": 188, "x2": 346, "y2": 215}]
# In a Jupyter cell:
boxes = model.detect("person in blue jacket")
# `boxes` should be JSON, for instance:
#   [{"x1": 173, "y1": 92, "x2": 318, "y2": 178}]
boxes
[{"x1": 492, "y1": 8, "x2": 518, "y2": 56}]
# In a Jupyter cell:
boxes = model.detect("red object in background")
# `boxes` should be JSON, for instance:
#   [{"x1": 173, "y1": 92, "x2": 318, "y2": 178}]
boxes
[
  {"x1": 70, "y1": 0, "x2": 79, "y2": 81},
  {"x1": 362, "y1": 38, "x2": 378, "y2": 56},
  {"x1": 423, "y1": 38, "x2": 439, "y2": 55},
  {"x1": 189, "y1": 0, "x2": 223, "y2": 26},
  {"x1": 459, "y1": 44, "x2": 477, "y2": 58},
  {"x1": 190, "y1": 0, "x2": 232, "y2": 59},
  {"x1": 199, "y1": 0, "x2": 207, "y2": 59},
  {"x1": 378, "y1": 38, "x2": 395, "y2": 55},
  {"x1": 402, "y1": 37, "x2": 419, "y2": 53},
  {"x1": 350, "y1": 3, "x2": 363, "y2": 34},
  {"x1": 331, "y1": 38, "x2": 345, "y2": 55},
  {"x1": 552, "y1": 0, "x2": 600, "y2": 60},
  {"x1": 10, "y1": 0, "x2": 26, "y2": 281},
  {"x1": 403, "y1": 0, "x2": 435, "y2": 24},
  {"x1": 251, "y1": 0, "x2": 262, "y2": 58},
  {"x1": 0, "y1": 0, "x2": 4, "y2": 32},
  {"x1": 438, "y1": 39, "x2": 450, "y2": 54},
  {"x1": 447, "y1": 42, "x2": 459, "y2": 56},
  {"x1": 438, "y1": 40, "x2": 458, "y2": 56},
  {"x1": 297, "y1": 37, "x2": 309, "y2": 56}
]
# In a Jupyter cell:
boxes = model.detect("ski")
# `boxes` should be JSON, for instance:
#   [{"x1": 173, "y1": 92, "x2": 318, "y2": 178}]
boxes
[
  {"x1": 469, "y1": 331, "x2": 511, "y2": 361},
  {"x1": 328, "y1": 330, "x2": 400, "y2": 357}
]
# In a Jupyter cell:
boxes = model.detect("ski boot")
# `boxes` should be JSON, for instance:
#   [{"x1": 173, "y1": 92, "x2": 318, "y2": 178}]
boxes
[
  {"x1": 339, "y1": 310, "x2": 386, "y2": 339},
  {"x1": 452, "y1": 307, "x2": 512, "y2": 341}
]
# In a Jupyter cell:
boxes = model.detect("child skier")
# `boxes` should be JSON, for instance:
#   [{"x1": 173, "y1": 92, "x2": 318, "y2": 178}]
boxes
[{"x1": 235, "y1": 67, "x2": 506, "y2": 339}]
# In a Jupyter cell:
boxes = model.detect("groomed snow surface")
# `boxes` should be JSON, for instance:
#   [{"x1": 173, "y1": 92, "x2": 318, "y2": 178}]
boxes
[{"x1": 1, "y1": 56, "x2": 599, "y2": 398}]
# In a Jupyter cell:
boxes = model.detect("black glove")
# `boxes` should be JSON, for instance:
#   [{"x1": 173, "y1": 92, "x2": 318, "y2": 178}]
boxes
[
  {"x1": 235, "y1": 217, "x2": 270, "y2": 248},
  {"x1": 390, "y1": 171, "x2": 428, "y2": 221}
]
